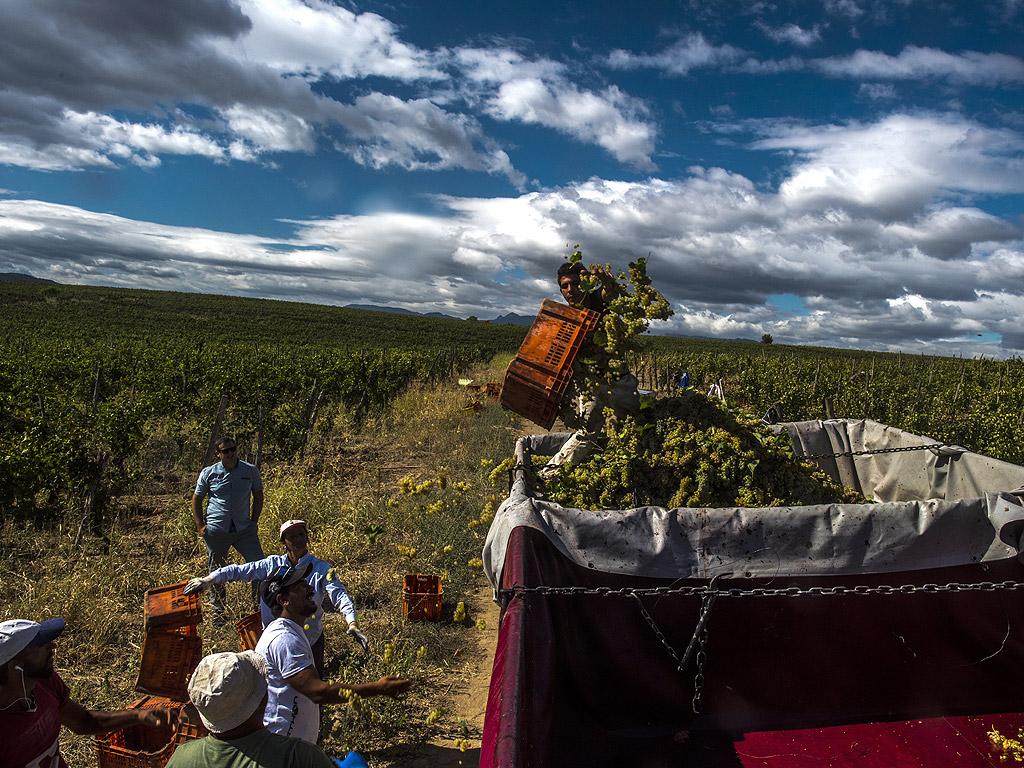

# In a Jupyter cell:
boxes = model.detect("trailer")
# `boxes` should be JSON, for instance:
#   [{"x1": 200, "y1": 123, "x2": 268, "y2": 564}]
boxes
[{"x1": 480, "y1": 418, "x2": 1024, "y2": 767}]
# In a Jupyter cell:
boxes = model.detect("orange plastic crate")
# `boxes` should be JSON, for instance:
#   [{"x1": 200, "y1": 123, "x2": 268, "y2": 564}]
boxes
[
  {"x1": 135, "y1": 629, "x2": 202, "y2": 701},
  {"x1": 94, "y1": 697, "x2": 207, "y2": 768},
  {"x1": 143, "y1": 582, "x2": 202, "y2": 633},
  {"x1": 500, "y1": 299, "x2": 601, "y2": 429},
  {"x1": 402, "y1": 574, "x2": 443, "y2": 621},
  {"x1": 235, "y1": 610, "x2": 264, "y2": 651}
]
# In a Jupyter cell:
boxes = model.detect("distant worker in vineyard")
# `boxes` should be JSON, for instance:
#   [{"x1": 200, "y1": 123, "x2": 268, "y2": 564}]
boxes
[
  {"x1": 184, "y1": 519, "x2": 368, "y2": 676},
  {"x1": 192, "y1": 436, "x2": 266, "y2": 622},
  {"x1": 541, "y1": 261, "x2": 640, "y2": 475},
  {"x1": 1, "y1": 618, "x2": 177, "y2": 768}
]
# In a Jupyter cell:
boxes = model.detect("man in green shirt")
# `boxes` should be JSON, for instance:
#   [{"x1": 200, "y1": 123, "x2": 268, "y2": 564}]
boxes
[{"x1": 167, "y1": 650, "x2": 335, "y2": 768}]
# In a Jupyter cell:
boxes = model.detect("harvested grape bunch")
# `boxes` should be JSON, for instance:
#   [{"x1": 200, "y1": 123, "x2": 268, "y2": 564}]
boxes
[{"x1": 539, "y1": 389, "x2": 866, "y2": 510}]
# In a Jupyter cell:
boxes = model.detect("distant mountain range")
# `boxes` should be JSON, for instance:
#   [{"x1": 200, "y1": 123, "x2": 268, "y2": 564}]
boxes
[
  {"x1": 345, "y1": 303, "x2": 534, "y2": 326},
  {"x1": 0, "y1": 272, "x2": 57, "y2": 283}
]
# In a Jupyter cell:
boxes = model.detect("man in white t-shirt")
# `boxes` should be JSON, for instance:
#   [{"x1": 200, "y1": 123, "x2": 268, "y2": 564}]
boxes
[{"x1": 255, "y1": 564, "x2": 411, "y2": 744}]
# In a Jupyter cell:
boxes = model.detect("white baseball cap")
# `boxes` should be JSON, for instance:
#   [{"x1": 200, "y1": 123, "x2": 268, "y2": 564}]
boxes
[
  {"x1": 279, "y1": 519, "x2": 307, "y2": 540},
  {"x1": 0, "y1": 618, "x2": 66, "y2": 667},
  {"x1": 187, "y1": 651, "x2": 269, "y2": 733}
]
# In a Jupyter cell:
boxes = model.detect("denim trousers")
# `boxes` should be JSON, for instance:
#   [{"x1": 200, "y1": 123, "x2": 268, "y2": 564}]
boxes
[{"x1": 203, "y1": 523, "x2": 265, "y2": 615}]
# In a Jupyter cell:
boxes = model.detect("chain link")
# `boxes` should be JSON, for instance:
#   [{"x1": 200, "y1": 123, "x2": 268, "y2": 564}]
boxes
[
  {"x1": 500, "y1": 580, "x2": 1023, "y2": 600},
  {"x1": 798, "y1": 442, "x2": 960, "y2": 461}
]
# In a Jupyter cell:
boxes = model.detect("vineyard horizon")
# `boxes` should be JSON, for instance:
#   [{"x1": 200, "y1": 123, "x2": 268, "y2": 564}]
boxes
[{"x1": 2, "y1": 280, "x2": 1022, "y2": 525}]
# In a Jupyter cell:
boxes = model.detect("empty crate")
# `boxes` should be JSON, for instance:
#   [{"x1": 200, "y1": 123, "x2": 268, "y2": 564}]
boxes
[
  {"x1": 235, "y1": 610, "x2": 264, "y2": 651},
  {"x1": 143, "y1": 582, "x2": 202, "y2": 633},
  {"x1": 500, "y1": 299, "x2": 601, "y2": 429},
  {"x1": 402, "y1": 574, "x2": 443, "y2": 621}
]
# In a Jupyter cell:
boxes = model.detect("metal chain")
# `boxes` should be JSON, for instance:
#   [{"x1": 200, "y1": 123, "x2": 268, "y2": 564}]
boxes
[
  {"x1": 632, "y1": 594, "x2": 684, "y2": 671},
  {"x1": 798, "y1": 442, "x2": 960, "y2": 461},
  {"x1": 500, "y1": 580, "x2": 1024, "y2": 600},
  {"x1": 692, "y1": 592, "x2": 712, "y2": 714},
  {"x1": 505, "y1": 579, "x2": 1023, "y2": 714}
]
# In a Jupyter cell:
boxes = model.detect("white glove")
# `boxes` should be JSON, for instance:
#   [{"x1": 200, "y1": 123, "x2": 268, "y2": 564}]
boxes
[
  {"x1": 347, "y1": 622, "x2": 369, "y2": 653},
  {"x1": 183, "y1": 575, "x2": 215, "y2": 595}
]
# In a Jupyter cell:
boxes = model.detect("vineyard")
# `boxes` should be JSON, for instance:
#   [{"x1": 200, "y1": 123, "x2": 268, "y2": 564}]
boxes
[
  {"x1": 0, "y1": 282, "x2": 526, "y2": 523},
  {"x1": 3, "y1": 280, "x2": 1023, "y2": 527},
  {"x1": 3, "y1": 280, "x2": 1024, "y2": 765},
  {"x1": 630, "y1": 337, "x2": 1024, "y2": 467}
]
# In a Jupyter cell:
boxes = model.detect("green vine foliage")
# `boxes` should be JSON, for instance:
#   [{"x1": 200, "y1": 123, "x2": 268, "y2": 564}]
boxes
[{"x1": 542, "y1": 390, "x2": 865, "y2": 510}]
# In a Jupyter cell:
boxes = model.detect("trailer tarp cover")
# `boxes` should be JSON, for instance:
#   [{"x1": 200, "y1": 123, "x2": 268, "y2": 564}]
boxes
[{"x1": 480, "y1": 419, "x2": 1024, "y2": 768}]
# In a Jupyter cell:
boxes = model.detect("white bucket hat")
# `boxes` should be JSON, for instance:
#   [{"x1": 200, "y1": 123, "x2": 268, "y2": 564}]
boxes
[
  {"x1": 0, "y1": 618, "x2": 65, "y2": 667},
  {"x1": 187, "y1": 651, "x2": 269, "y2": 733}
]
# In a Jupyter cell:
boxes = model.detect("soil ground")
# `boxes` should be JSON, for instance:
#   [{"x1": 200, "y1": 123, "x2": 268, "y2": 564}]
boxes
[{"x1": 378, "y1": 582, "x2": 501, "y2": 767}]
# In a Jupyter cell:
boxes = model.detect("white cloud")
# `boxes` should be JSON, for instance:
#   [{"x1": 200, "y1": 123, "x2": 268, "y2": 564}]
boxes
[
  {"x1": 224, "y1": 0, "x2": 443, "y2": 82},
  {"x1": 815, "y1": 46, "x2": 1024, "y2": 85},
  {"x1": 608, "y1": 33, "x2": 747, "y2": 75},
  {"x1": 752, "y1": 113, "x2": 1024, "y2": 218},
  {"x1": 221, "y1": 106, "x2": 316, "y2": 153},
  {"x1": 332, "y1": 93, "x2": 525, "y2": 186},
  {"x1": 458, "y1": 48, "x2": 656, "y2": 169},
  {"x1": 857, "y1": 83, "x2": 897, "y2": 101},
  {"x1": 756, "y1": 22, "x2": 822, "y2": 48},
  {"x1": 3, "y1": 126, "x2": 1021, "y2": 355}
]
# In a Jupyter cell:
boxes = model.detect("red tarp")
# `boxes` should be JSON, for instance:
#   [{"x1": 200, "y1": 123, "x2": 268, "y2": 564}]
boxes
[{"x1": 481, "y1": 525, "x2": 1024, "y2": 767}]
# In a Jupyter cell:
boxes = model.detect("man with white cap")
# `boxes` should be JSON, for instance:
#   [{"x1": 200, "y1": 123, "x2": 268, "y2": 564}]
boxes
[
  {"x1": 184, "y1": 519, "x2": 367, "y2": 676},
  {"x1": 166, "y1": 650, "x2": 335, "y2": 767},
  {"x1": 1, "y1": 617, "x2": 176, "y2": 768},
  {"x1": 256, "y1": 564, "x2": 411, "y2": 744}
]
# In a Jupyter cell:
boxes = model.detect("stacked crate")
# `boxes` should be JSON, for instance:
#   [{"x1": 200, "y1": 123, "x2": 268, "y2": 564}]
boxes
[
  {"x1": 500, "y1": 299, "x2": 601, "y2": 429},
  {"x1": 95, "y1": 582, "x2": 207, "y2": 767}
]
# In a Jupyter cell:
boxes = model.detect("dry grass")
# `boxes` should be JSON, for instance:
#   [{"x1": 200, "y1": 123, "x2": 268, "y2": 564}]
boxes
[{"x1": 0, "y1": 358, "x2": 520, "y2": 764}]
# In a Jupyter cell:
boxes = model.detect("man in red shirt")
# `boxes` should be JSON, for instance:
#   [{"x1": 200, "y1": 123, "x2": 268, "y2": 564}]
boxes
[{"x1": 0, "y1": 618, "x2": 176, "y2": 768}]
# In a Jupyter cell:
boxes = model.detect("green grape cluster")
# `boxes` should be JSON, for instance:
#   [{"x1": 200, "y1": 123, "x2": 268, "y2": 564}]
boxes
[
  {"x1": 561, "y1": 251, "x2": 673, "y2": 421},
  {"x1": 541, "y1": 390, "x2": 865, "y2": 510}
]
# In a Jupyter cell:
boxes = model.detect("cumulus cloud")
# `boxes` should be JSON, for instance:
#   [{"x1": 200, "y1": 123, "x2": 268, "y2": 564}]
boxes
[
  {"x1": 750, "y1": 113, "x2": 1024, "y2": 219},
  {"x1": 456, "y1": 48, "x2": 657, "y2": 169},
  {"x1": 608, "y1": 33, "x2": 748, "y2": 75},
  {"x1": 756, "y1": 22, "x2": 822, "y2": 47},
  {"x1": 3, "y1": 108, "x2": 1022, "y2": 356},
  {"x1": 814, "y1": 46, "x2": 1024, "y2": 85},
  {"x1": 223, "y1": 0, "x2": 443, "y2": 81},
  {"x1": 0, "y1": 0, "x2": 528, "y2": 180}
]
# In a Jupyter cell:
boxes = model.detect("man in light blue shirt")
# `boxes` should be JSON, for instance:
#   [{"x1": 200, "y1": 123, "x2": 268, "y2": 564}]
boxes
[
  {"x1": 185, "y1": 520, "x2": 368, "y2": 675},
  {"x1": 192, "y1": 436, "x2": 266, "y2": 619}
]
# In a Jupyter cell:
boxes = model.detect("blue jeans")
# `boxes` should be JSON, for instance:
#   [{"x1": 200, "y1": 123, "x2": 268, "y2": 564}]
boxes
[{"x1": 204, "y1": 523, "x2": 265, "y2": 616}]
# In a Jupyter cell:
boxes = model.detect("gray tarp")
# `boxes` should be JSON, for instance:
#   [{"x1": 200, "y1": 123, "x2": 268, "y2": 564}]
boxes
[{"x1": 482, "y1": 419, "x2": 1024, "y2": 594}]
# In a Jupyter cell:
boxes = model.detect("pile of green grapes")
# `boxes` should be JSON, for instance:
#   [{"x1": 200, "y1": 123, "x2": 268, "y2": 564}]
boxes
[{"x1": 540, "y1": 390, "x2": 866, "y2": 510}]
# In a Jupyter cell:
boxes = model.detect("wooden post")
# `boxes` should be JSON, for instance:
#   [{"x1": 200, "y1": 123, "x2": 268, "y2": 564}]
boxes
[
  {"x1": 256, "y1": 402, "x2": 265, "y2": 471},
  {"x1": 74, "y1": 451, "x2": 110, "y2": 548},
  {"x1": 91, "y1": 365, "x2": 101, "y2": 415},
  {"x1": 824, "y1": 396, "x2": 835, "y2": 420}
]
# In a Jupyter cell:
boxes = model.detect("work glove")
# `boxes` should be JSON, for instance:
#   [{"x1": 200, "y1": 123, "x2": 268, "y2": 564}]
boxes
[
  {"x1": 183, "y1": 575, "x2": 216, "y2": 595},
  {"x1": 347, "y1": 622, "x2": 370, "y2": 653}
]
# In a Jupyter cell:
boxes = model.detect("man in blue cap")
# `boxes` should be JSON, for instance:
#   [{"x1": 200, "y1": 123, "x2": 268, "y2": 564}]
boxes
[{"x1": 0, "y1": 617, "x2": 176, "y2": 768}]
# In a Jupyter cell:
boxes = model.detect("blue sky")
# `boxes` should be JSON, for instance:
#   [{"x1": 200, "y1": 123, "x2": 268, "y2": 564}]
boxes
[{"x1": 1, "y1": 0, "x2": 1023, "y2": 355}]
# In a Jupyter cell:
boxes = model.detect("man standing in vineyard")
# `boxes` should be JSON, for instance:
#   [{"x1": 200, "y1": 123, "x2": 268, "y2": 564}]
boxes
[{"x1": 193, "y1": 436, "x2": 266, "y2": 621}]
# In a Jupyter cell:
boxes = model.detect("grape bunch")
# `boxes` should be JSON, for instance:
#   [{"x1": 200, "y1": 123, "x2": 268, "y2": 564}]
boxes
[
  {"x1": 540, "y1": 390, "x2": 866, "y2": 510},
  {"x1": 561, "y1": 249, "x2": 673, "y2": 421}
]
